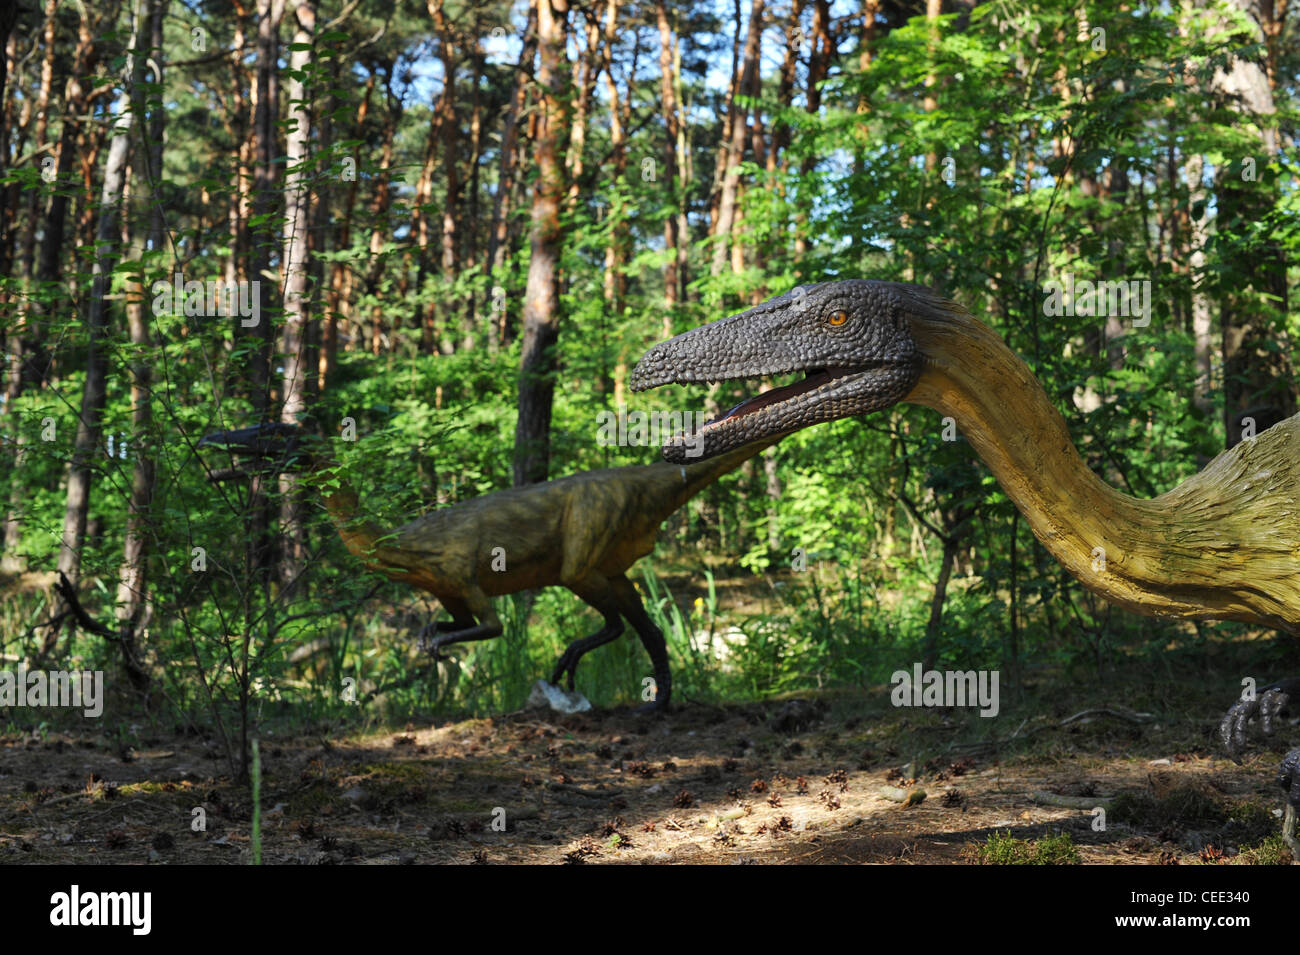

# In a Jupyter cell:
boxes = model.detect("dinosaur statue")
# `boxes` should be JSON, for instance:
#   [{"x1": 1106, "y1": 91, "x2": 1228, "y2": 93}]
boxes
[
  {"x1": 629, "y1": 279, "x2": 1300, "y2": 843},
  {"x1": 201, "y1": 422, "x2": 780, "y2": 711}
]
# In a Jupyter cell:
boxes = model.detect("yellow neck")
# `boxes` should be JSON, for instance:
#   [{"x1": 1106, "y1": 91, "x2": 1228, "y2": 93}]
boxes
[{"x1": 905, "y1": 301, "x2": 1300, "y2": 634}]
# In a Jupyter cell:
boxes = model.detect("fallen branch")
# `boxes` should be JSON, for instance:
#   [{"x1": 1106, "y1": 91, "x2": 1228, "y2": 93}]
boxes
[
  {"x1": 1058, "y1": 708, "x2": 1153, "y2": 726},
  {"x1": 949, "y1": 707, "x2": 1153, "y2": 753},
  {"x1": 544, "y1": 781, "x2": 622, "y2": 799},
  {"x1": 1031, "y1": 791, "x2": 1115, "y2": 811},
  {"x1": 51, "y1": 572, "x2": 117, "y2": 640},
  {"x1": 879, "y1": 786, "x2": 927, "y2": 807}
]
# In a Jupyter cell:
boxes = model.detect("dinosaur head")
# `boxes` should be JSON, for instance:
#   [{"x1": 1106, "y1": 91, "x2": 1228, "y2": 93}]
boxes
[
  {"x1": 199, "y1": 422, "x2": 311, "y2": 479},
  {"x1": 630, "y1": 280, "x2": 933, "y2": 462}
]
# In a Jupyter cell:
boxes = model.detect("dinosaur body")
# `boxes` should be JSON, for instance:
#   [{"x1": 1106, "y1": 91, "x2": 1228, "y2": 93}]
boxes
[
  {"x1": 203, "y1": 423, "x2": 779, "y2": 710},
  {"x1": 630, "y1": 280, "x2": 1300, "y2": 635},
  {"x1": 629, "y1": 278, "x2": 1300, "y2": 847}
]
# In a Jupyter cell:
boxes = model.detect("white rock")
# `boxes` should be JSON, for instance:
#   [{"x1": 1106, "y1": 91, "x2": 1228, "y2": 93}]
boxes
[{"x1": 527, "y1": 680, "x2": 592, "y2": 714}]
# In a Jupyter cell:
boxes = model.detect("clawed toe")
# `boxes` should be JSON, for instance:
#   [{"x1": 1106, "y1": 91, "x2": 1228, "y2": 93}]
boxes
[
  {"x1": 421, "y1": 634, "x2": 453, "y2": 660},
  {"x1": 549, "y1": 652, "x2": 579, "y2": 690},
  {"x1": 1220, "y1": 686, "x2": 1292, "y2": 763},
  {"x1": 1220, "y1": 698, "x2": 1260, "y2": 763}
]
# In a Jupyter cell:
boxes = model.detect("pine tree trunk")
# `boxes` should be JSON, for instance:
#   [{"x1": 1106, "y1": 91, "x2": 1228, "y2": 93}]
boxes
[
  {"x1": 278, "y1": 0, "x2": 315, "y2": 593},
  {"x1": 513, "y1": 0, "x2": 569, "y2": 486},
  {"x1": 51, "y1": 6, "x2": 140, "y2": 655},
  {"x1": 710, "y1": 0, "x2": 763, "y2": 278}
]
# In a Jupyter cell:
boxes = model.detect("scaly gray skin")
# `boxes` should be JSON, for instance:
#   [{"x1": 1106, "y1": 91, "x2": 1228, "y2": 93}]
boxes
[
  {"x1": 1220, "y1": 678, "x2": 1300, "y2": 859},
  {"x1": 634, "y1": 278, "x2": 1300, "y2": 854},
  {"x1": 630, "y1": 280, "x2": 927, "y2": 463}
]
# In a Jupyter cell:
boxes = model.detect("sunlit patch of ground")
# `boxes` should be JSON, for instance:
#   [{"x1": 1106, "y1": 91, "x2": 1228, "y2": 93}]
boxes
[{"x1": 0, "y1": 684, "x2": 1292, "y2": 864}]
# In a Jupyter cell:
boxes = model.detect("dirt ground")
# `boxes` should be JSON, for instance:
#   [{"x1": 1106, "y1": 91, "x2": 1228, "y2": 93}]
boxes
[{"x1": 0, "y1": 686, "x2": 1293, "y2": 865}]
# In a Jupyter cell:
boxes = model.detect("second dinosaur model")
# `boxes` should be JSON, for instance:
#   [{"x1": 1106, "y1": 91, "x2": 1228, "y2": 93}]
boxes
[{"x1": 202, "y1": 423, "x2": 781, "y2": 711}]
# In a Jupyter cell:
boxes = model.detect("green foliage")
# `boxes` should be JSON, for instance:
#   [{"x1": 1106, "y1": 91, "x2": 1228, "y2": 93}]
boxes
[
  {"x1": 971, "y1": 830, "x2": 1081, "y2": 865},
  {"x1": 1235, "y1": 837, "x2": 1294, "y2": 866},
  {"x1": 2, "y1": 0, "x2": 1294, "y2": 779}
]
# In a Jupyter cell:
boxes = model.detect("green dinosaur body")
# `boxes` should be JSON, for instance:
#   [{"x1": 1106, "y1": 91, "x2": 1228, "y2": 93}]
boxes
[{"x1": 203, "y1": 424, "x2": 779, "y2": 710}]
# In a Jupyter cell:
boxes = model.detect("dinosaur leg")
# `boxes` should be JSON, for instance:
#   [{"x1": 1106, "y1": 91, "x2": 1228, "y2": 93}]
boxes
[
  {"x1": 415, "y1": 597, "x2": 476, "y2": 651},
  {"x1": 421, "y1": 587, "x2": 504, "y2": 660},
  {"x1": 1281, "y1": 748, "x2": 1300, "y2": 862},
  {"x1": 550, "y1": 585, "x2": 625, "y2": 691},
  {"x1": 1219, "y1": 677, "x2": 1300, "y2": 763},
  {"x1": 607, "y1": 574, "x2": 671, "y2": 714},
  {"x1": 1219, "y1": 677, "x2": 1300, "y2": 861}
]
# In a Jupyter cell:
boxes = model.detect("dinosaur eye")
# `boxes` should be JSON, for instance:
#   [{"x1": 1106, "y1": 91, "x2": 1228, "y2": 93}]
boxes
[{"x1": 829, "y1": 310, "x2": 849, "y2": 326}]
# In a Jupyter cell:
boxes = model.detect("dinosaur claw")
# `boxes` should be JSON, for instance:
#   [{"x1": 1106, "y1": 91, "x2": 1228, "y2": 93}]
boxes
[
  {"x1": 1220, "y1": 687, "x2": 1292, "y2": 763},
  {"x1": 416, "y1": 624, "x2": 438, "y2": 655},
  {"x1": 419, "y1": 633, "x2": 454, "y2": 661},
  {"x1": 549, "y1": 650, "x2": 578, "y2": 690}
]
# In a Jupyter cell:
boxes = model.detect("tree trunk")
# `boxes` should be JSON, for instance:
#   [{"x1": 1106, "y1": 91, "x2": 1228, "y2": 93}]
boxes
[
  {"x1": 5, "y1": 1, "x2": 98, "y2": 572},
  {"x1": 321, "y1": 73, "x2": 373, "y2": 389},
  {"x1": 225, "y1": 0, "x2": 252, "y2": 294},
  {"x1": 1212, "y1": 0, "x2": 1295, "y2": 447},
  {"x1": 429, "y1": 0, "x2": 465, "y2": 352},
  {"x1": 487, "y1": 3, "x2": 537, "y2": 349},
  {"x1": 710, "y1": 0, "x2": 763, "y2": 278},
  {"x1": 601, "y1": 0, "x2": 626, "y2": 321},
  {"x1": 365, "y1": 98, "x2": 399, "y2": 356},
  {"x1": 113, "y1": 0, "x2": 168, "y2": 696},
  {"x1": 793, "y1": 0, "x2": 828, "y2": 262},
  {"x1": 513, "y1": 0, "x2": 569, "y2": 487},
  {"x1": 655, "y1": 0, "x2": 680, "y2": 321},
  {"x1": 51, "y1": 8, "x2": 140, "y2": 655},
  {"x1": 465, "y1": 27, "x2": 484, "y2": 349},
  {"x1": 278, "y1": 0, "x2": 315, "y2": 593},
  {"x1": 921, "y1": 536, "x2": 958, "y2": 672},
  {"x1": 245, "y1": 0, "x2": 285, "y2": 593}
]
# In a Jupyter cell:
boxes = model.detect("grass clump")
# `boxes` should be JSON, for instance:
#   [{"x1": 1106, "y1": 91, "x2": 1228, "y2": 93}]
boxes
[{"x1": 968, "y1": 830, "x2": 1080, "y2": 865}]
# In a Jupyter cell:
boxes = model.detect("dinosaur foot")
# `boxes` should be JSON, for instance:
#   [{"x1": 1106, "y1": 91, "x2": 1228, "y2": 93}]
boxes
[
  {"x1": 417, "y1": 629, "x2": 456, "y2": 661},
  {"x1": 631, "y1": 677, "x2": 671, "y2": 715},
  {"x1": 548, "y1": 655, "x2": 580, "y2": 693},
  {"x1": 1220, "y1": 685, "x2": 1293, "y2": 763}
]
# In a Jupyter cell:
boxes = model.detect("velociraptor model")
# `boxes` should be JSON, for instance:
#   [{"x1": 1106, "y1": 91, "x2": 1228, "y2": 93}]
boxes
[
  {"x1": 629, "y1": 279, "x2": 1300, "y2": 843},
  {"x1": 201, "y1": 423, "x2": 780, "y2": 712}
]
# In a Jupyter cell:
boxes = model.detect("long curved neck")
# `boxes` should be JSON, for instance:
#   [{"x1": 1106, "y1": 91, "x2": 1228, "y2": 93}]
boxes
[
  {"x1": 663, "y1": 435, "x2": 781, "y2": 514},
  {"x1": 904, "y1": 301, "x2": 1300, "y2": 635}
]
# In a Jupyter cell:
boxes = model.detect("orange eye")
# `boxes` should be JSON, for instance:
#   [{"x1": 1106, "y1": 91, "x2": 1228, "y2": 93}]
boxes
[{"x1": 829, "y1": 310, "x2": 849, "y2": 326}]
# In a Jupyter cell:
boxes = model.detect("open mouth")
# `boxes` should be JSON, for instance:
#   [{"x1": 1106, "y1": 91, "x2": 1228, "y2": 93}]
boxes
[
  {"x1": 653, "y1": 360, "x2": 914, "y2": 462},
  {"x1": 702, "y1": 367, "x2": 847, "y2": 431}
]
